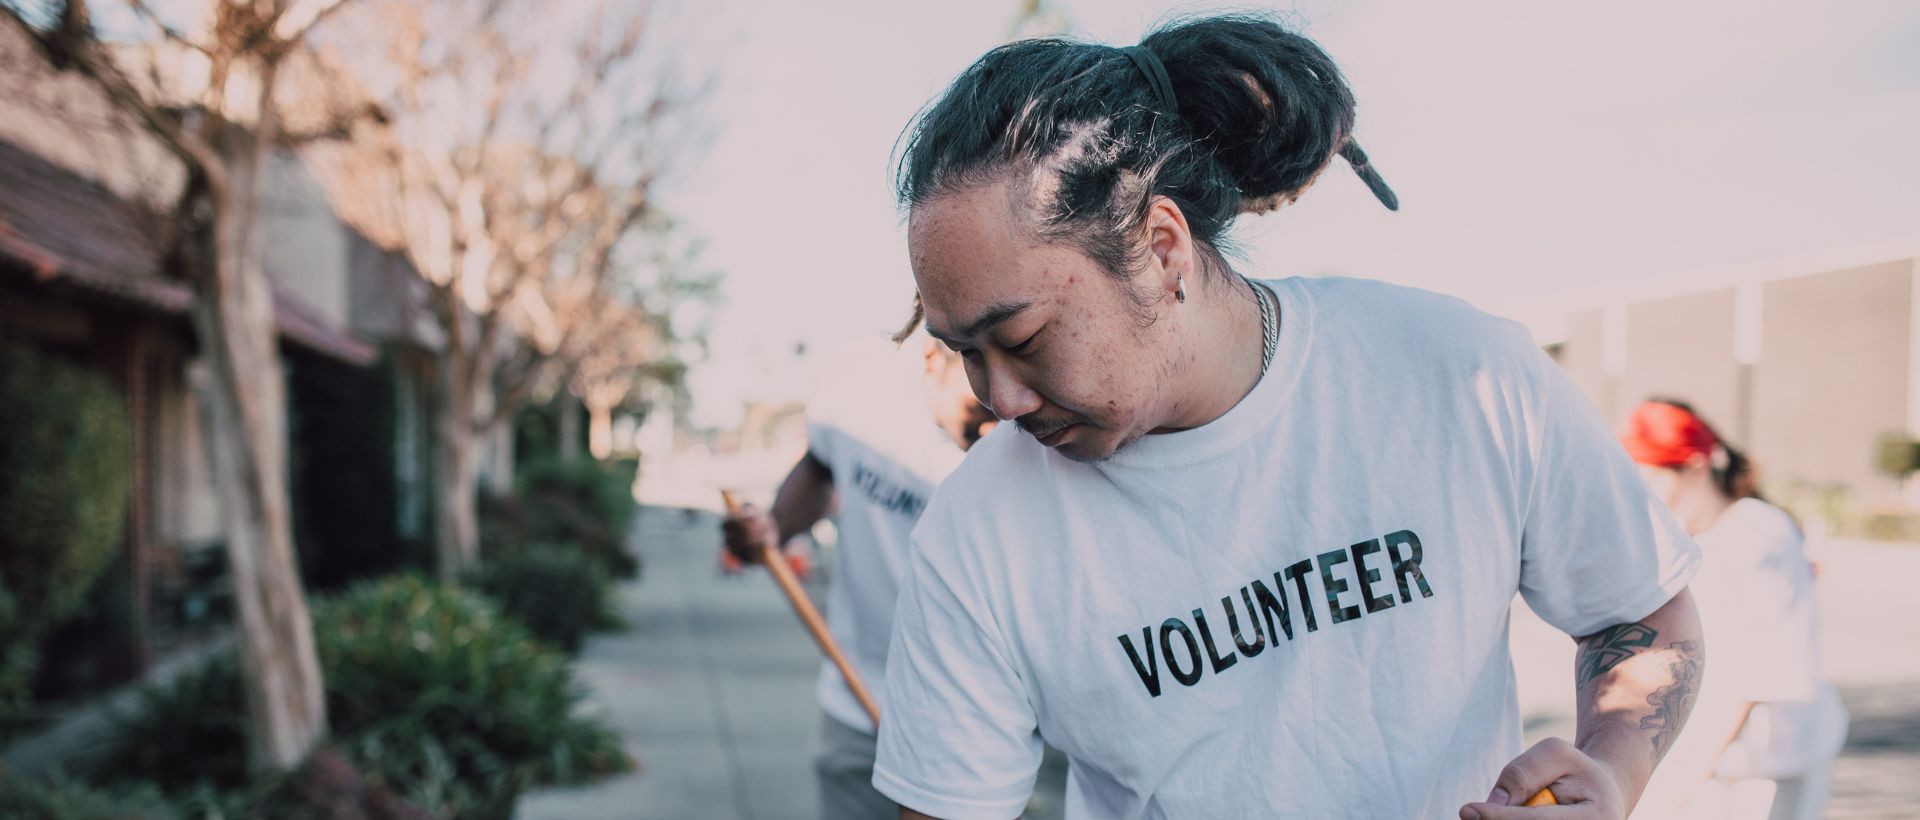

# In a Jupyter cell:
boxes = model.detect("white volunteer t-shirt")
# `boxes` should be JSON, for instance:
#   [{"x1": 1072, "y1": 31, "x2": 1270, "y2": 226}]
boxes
[
  {"x1": 806, "y1": 339, "x2": 967, "y2": 734},
  {"x1": 874, "y1": 276, "x2": 1700, "y2": 819},
  {"x1": 1637, "y1": 498, "x2": 1846, "y2": 812}
]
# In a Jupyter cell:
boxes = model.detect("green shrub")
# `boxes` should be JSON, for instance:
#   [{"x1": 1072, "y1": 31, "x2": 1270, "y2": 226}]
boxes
[
  {"x1": 99, "y1": 576, "x2": 629, "y2": 818},
  {"x1": 316, "y1": 575, "x2": 630, "y2": 816},
  {"x1": 95, "y1": 651, "x2": 250, "y2": 794},
  {"x1": 91, "y1": 576, "x2": 629, "y2": 818},
  {"x1": 188, "y1": 746, "x2": 436, "y2": 820},
  {"x1": 511, "y1": 401, "x2": 570, "y2": 464},
  {"x1": 470, "y1": 547, "x2": 622, "y2": 653},
  {"x1": 0, "y1": 772, "x2": 174, "y2": 820},
  {"x1": 1771, "y1": 478, "x2": 1920, "y2": 543},
  {"x1": 0, "y1": 344, "x2": 132, "y2": 724},
  {"x1": 84, "y1": 738, "x2": 436, "y2": 820},
  {"x1": 1861, "y1": 512, "x2": 1920, "y2": 542},
  {"x1": 517, "y1": 457, "x2": 639, "y2": 541},
  {"x1": 483, "y1": 457, "x2": 640, "y2": 579},
  {"x1": 0, "y1": 577, "x2": 32, "y2": 730},
  {"x1": 1875, "y1": 432, "x2": 1920, "y2": 479}
]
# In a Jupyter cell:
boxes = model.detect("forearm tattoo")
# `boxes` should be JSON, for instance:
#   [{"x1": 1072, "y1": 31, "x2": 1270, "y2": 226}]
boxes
[
  {"x1": 1639, "y1": 640, "x2": 1702, "y2": 758},
  {"x1": 1574, "y1": 622, "x2": 1658, "y2": 688},
  {"x1": 1575, "y1": 621, "x2": 1705, "y2": 757}
]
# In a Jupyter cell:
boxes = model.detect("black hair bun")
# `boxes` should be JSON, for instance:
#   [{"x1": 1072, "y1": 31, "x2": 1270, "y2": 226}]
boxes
[{"x1": 1143, "y1": 15, "x2": 1357, "y2": 212}]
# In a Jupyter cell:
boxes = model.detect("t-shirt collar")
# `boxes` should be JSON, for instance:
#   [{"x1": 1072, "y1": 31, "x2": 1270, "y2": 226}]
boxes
[{"x1": 1101, "y1": 277, "x2": 1315, "y2": 471}]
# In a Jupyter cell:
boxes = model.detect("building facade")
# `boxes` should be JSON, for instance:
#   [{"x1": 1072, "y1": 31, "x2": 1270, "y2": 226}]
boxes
[{"x1": 1548, "y1": 242, "x2": 1920, "y2": 503}]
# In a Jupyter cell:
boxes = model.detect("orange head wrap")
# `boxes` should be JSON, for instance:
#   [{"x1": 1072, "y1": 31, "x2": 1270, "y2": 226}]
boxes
[{"x1": 1619, "y1": 401, "x2": 1719, "y2": 468}]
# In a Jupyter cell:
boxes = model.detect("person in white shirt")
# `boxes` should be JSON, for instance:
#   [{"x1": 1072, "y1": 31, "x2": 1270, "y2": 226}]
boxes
[
  {"x1": 721, "y1": 331, "x2": 994, "y2": 820},
  {"x1": 874, "y1": 14, "x2": 1708, "y2": 820},
  {"x1": 1619, "y1": 400, "x2": 1847, "y2": 820}
]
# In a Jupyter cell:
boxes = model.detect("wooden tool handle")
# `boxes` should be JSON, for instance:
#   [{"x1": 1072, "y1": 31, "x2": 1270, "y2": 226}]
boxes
[
  {"x1": 721, "y1": 489, "x2": 882, "y2": 727},
  {"x1": 1523, "y1": 787, "x2": 1557, "y2": 806}
]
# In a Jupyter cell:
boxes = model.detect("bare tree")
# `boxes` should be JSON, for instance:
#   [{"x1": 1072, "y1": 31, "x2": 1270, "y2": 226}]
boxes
[
  {"x1": 315, "y1": 0, "x2": 700, "y2": 578},
  {"x1": 0, "y1": 0, "x2": 368, "y2": 772},
  {"x1": 563, "y1": 281, "x2": 671, "y2": 460},
  {"x1": 495, "y1": 220, "x2": 710, "y2": 464}
]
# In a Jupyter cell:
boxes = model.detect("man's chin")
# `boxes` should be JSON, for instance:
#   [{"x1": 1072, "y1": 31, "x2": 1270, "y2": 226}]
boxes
[{"x1": 1048, "y1": 430, "x2": 1120, "y2": 463}]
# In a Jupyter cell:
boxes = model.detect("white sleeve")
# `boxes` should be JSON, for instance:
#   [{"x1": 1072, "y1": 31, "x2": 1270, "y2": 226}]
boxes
[
  {"x1": 1514, "y1": 343, "x2": 1701, "y2": 638},
  {"x1": 805, "y1": 418, "x2": 839, "y2": 471},
  {"x1": 872, "y1": 522, "x2": 1042, "y2": 819}
]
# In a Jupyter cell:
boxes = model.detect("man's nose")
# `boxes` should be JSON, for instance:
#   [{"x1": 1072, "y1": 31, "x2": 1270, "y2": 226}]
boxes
[{"x1": 978, "y1": 357, "x2": 1042, "y2": 421}]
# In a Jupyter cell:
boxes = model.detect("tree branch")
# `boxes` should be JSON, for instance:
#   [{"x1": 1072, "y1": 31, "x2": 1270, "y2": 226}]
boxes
[
  {"x1": 483, "y1": 347, "x2": 549, "y2": 432},
  {"x1": 275, "y1": 99, "x2": 384, "y2": 146},
  {"x1": 271, "y1": 0, "x2": 353, "y2": 46},
  {"x1": 125, "y1": 0, "x2": 212, "y2": 55},
  {"x1": 1, "y1": 2, "x2": 228, "y2": 190}
]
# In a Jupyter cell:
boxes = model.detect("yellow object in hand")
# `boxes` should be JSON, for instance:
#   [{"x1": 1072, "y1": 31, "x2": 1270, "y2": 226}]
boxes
[{"x1": 1523, "y1": 788, "x2": 1558, "y2": 806}]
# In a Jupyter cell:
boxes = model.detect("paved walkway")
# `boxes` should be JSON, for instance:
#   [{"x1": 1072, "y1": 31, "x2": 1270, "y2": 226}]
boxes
[
  {"x1": 524, "y1": 508, "x2": 1920, "y2": 819},
  {"x1": 519, "y1": 506, "x2": 824, "y2": 819}
]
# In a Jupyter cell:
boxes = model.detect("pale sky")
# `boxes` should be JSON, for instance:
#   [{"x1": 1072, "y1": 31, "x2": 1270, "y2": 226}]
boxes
[{"x1": 663, "y1": 0, "x2": 1920, "y2": 428}]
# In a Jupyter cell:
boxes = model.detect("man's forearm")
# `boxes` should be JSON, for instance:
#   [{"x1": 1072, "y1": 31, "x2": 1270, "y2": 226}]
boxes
[
  {"x1": 1570, "y1": 588, "x2": 1705, "y2": 811},
  {"x1": 771, "y1": 451, "x2": 837, "y2": 546}
]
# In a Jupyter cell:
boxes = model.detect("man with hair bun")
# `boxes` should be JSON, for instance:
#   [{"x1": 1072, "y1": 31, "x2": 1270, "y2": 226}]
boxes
[{"x1": 875, "y1": 14, "x2": 1706, "y2": 820}]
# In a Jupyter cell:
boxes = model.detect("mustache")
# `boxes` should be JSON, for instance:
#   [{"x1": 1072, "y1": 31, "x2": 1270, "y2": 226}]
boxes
[{"x1": 1015, "y1": 413, "x2": 1081, "y2": 439}]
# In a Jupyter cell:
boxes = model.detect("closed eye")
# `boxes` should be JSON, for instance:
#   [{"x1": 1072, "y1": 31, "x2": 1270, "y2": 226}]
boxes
[{"x1": 1007, "y1": 328, "x2": 1043, "y2": 355}]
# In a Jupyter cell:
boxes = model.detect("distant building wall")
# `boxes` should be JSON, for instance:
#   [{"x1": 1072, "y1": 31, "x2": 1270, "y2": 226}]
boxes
[
  {"x1": 1619, "y1": 288, "x2": 1741, "y2": 442},
  {"x1": 1751, "y1": 260, "x2": 1915, "y2": 496},
  {"x1": 263, "y1": 152, "x2": 350, "y2": 327},
  {"x1": 1550, "y1": 255, "x2": 1918, "y2": 501},
  {"x1": 1558, "y1": 308, "x2": 1609, "y2": 414},
  {"x1": 150, "y1": 340, "x2": 224, "y2": 549}
]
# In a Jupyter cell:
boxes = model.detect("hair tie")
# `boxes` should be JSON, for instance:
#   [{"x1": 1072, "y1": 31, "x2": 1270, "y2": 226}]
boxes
[{"x1": 1120, "y1": 45, "x2": 1177, "y2": 114}]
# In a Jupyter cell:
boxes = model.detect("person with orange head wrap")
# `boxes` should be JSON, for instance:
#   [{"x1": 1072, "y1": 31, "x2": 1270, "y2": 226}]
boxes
[{"x1": 1620, "y1": 400, "x2": 1846, "y2": 820}]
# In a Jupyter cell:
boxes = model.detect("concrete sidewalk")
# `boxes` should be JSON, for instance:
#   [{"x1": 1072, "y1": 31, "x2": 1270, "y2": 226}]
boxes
[
  {"x1": 518, "y1": 506, "x2": 823, "y2": 820},
  {"x1": 518, "y1": 502, "x2": 1072, "y2": 820}
]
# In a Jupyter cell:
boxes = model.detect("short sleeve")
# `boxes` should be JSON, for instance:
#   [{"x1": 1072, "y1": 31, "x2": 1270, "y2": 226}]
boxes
[
  {"x1": 1515, "y1": 344, "x2": 1701, "y2": 637},
  {"x1": 873, "y1": 521, "x2": 1043, "y2": 819},
  {"x1": 805, "y1": 419, "x2": 838, "y2": 472}
]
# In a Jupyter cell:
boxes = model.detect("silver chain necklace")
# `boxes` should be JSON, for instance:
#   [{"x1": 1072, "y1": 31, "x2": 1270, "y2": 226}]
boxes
[{"x1": 1251, "y1": 278, "x2": 1278, "y2": 375}]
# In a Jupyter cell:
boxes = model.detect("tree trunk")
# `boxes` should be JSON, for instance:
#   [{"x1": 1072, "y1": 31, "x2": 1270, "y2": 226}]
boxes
[
  {"x1": 432, "y1": 401, "x2": 481, "y2": 580},
  {"x1": 184, "y1": 153, "x2": 327, "y2": 773},
  {"x1": 483, "y1": 416, "x2": 514, "y2": 498},
  {"x1": 558, "y1": 396, "x2": 581, "y2": 463},
  {"x1": 588, "y1": 401, "x2": 613, "y2": 461}
]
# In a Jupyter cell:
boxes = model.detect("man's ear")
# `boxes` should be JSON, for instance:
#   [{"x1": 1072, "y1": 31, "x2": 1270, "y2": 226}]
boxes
[{"x1": 1144, "y1": 195, "x2": 1195, "y2": 295}]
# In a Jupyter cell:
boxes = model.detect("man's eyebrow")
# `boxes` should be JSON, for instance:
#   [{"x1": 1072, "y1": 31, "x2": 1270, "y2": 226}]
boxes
[{"x1": 925, "y1": 299, "x2": 1032, "y2": 343}]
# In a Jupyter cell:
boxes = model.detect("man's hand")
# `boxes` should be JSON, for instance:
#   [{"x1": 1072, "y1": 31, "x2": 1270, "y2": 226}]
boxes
[
  {"x1": 721, "y1": 502, "x2": 778, "y2": 565},
  {"x1": 1460, "y1": 737, "x2": 1627, "y2": 819},
  {"x1": 719, "y1": 451, "x2": 837, "y2": 574}
]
